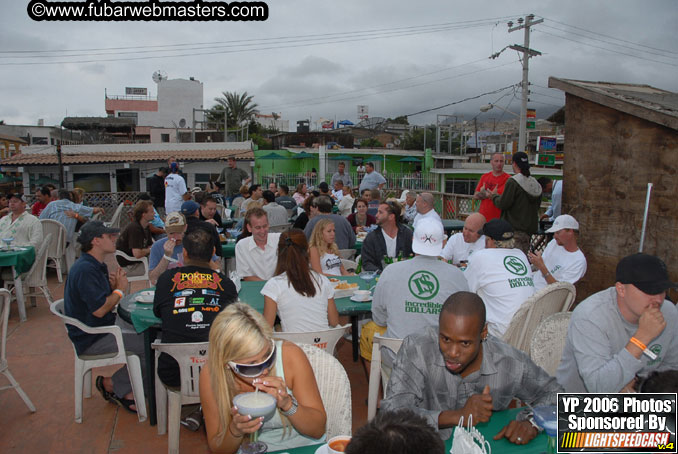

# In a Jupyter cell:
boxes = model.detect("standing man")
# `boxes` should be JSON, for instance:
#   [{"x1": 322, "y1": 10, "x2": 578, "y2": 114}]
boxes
[
  {"x1": 557, "y1": 253, "x2": 678, "y2": 393},
  {"x1": 542, "y1": 179, "x2": 562, "y2": 221},
  {"x1": 115, "y1": 200, "x2": 154, "y2": 277},
  {"x1": 464, "y1": 219, "x2": 535, "y2": 338},
  {"x1": 361, "y1": 201, "x2": 413, "y2": 273},
  {"x1": 382, "y1": 291, "x2": 561, "y2": 443},
  {"x1": 528, "y1": 214, "x2": 587, "y2": 290},
  {"x1": 64, "y1": 221, "x2": 145, "y2": 413},
  {"x1": 164, "y1": 162, "x2": 189, "y2": 215},
  {"x1": 440, "y1": 212, "x2": 486, "y2": 265},
  {"x1": 473, "y1": 152, "x2": 510, "y2": 222},
  {"x1": 412, "y1": 192, "x2": 442, "y2": 230},
  {"x1": 0, "y1": 193, "x2": 43, "y2": 249},
  {"x1": 217, "y1": 156, "x2": 251, "y2": 204},
  {"x1": 359, "y1": 162, "x2": 387, "y2": 194},
  {"x1": 31, "y1": 186, "x2": 52, "y2": 217},
  {"x1": 235, "y1": 208, "x2": 281, "y2": 281},
  {"x1": 147, "y1": 167, "x2": 167, "y2": 216},
  {"x1": 331, "y1": 162, "x2": 353, "y2": 188}
]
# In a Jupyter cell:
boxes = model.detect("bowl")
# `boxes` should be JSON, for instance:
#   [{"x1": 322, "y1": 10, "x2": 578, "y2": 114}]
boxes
[
  {"x1": 327, "y1": 435, "x2": 352, "y2": 453},
  {"x1": 232, "y1": 392, "x2": 277, "y2": 421},
  {"x1": 353, "y1": 290, "x2": 371, "y2": 301},
  {"x1": 358, "y1": 271, "x2": 378, "y2": 282}
]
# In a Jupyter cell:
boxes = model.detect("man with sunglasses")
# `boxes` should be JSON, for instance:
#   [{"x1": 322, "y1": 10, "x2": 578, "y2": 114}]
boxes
[
  {"x1": 440, "y1": 212, "x2": 486, "y2": 266},
  {"x1": 361, "y1": 200, "x2": 413, "y2": 273}
]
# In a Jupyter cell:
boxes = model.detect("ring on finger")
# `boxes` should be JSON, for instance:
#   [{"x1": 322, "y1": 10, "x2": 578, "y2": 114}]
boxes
[{"x1": 517, "y1": 437, "x2": 523, "y2": 442}]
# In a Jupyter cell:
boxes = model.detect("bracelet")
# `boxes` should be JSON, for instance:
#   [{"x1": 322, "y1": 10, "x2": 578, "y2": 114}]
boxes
[
  {"x1": 281, "y1": 394, "x2": 298, "y2": 417},
  {"x1": 227, "y1": 422, "x2": 243, "y2": 438},
  {"x1": 112, "y1": 289, "x2": 124, "y2": 299},
  {"x1": 629, "y1": 337, "x2": 647, "y2": 351}
]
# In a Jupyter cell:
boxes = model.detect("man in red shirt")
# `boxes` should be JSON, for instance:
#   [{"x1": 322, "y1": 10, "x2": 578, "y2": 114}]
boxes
[
  {"x1": 473, "y1": 152, "x2": 509, "y2": 221},
  {"x1": 31, "y1": 186, "x2": 52, "y2": 217}
]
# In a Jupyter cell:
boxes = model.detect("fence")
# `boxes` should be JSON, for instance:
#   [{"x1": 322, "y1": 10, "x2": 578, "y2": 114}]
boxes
[{"x1": 260, "y1": 171, "x2": 437, "y2": 192}]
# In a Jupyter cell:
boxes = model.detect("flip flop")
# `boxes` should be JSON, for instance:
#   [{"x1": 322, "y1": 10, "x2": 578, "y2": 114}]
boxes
[
  {"x1": 109, "y1": 394, "x2": 137, "y2": 414},
  {"x1": 95, "y1": 376, "x2": 112, "y2": 402}
]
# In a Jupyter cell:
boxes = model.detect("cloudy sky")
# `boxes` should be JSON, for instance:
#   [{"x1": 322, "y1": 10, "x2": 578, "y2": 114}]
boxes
[{"x1": 1, "y1": 0, "x2": 676, "y2": 130}]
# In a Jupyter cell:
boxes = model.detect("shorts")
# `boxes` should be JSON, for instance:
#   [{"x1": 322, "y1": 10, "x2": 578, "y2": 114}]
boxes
[{"x1": 359, "y1": 321, "x2": 387, "y2": 361}]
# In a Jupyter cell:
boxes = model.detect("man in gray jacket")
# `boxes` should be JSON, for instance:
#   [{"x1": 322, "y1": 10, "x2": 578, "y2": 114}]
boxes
[
  {"x1": 303, "y1": 195, "x2": 355, "y2": 249},
  {"x1": 361, "y1": 200, "x2": 413, "y2": 272}
]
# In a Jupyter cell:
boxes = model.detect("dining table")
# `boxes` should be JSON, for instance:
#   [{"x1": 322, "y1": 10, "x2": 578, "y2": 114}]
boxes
[
  {"x1": 267, "y1": 407, "x2": 549, "y2": 453},
  {"x1": 117, "y1": 274, "x2": 373, "y2": 426},
  {"x1": 0, "y1": 246, "x2": 35, "y2": 322}
]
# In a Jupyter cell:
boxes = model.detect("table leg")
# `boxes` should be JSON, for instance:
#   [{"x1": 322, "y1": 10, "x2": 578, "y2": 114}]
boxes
[
  {"x1": 144, "y1": 328, "x2": 158, "y2": 426},
  {"x1": 351, "y1": 315, "x2": 359, "y2": 362},
  {"x1": 14, "y1": 266, "x2": 26, "y2": 322}
]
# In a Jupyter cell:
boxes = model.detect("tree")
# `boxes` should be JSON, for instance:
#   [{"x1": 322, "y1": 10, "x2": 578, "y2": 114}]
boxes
[{"x1": 206, "y1": 91, "x2": 259, "y2": 130}]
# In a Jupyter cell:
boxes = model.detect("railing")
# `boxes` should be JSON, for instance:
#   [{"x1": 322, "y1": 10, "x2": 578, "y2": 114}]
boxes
[{"x1": 259, "y1": 172, "x2": 437, "y2": 192}]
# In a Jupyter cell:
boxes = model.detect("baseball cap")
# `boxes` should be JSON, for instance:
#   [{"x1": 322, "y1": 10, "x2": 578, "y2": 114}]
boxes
[
  {"x1": 546, "y1": 214, "x2": 580, "y2": 233},
  {"x1": 412, "y1": 218, "x2": 445, "y2": 256},
  {"x1": 616, "y1": 253, "x2": 678, "y2": 295},
  {"x1": 77, "y1": 221, "x2": 120, "y2": 244},
  {"x1": 180, "y1": 200, "x2": 200, "y2": 216},
  {"x1": 165, "y1": 212, "x2": 187, "y2": 233},
  {"x1": 7, "y1": 193, "x2": 26, "y2": 202},
  {"x1": 480, "y1": 218, "x2": 514, "y2": 241}
]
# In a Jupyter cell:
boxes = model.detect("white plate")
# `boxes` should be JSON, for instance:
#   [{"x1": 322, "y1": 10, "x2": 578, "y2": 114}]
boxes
[
  {"x1": 314, "y1": 444, "x2": 329, "y2": 454},
  {"x1": 135, "y1": 290, "x2": 155, "y2": 304},
  {"x1": 350, "y1": 295, "x2": 371, "y2": 303}
]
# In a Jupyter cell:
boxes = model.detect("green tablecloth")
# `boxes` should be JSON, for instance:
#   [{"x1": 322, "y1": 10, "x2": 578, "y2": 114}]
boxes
[
  {"x1": 442, "y1": 219, "x2": 465, "y2": 234},
  {"x1": 269, "y1": 407, "x2": 548, "y2": 453},
  {"x1": 120, "y1": 275, "x2": 374, "y2": 334},
  {"x1": 0, "y1": 246, "x2": 35, "y2": 275}
]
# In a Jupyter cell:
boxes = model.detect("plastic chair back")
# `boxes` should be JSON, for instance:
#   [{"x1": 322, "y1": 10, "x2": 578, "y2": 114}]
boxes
[
  {"x1": 272, "y1": 324, "x2": 350, "y2": 355},
  {"x1": 530, "y1": 312, "x2": 572, "y2": 376},
  {"x1": 114, "y1": 250, "x2": 150, "y2": 291},
  {"x1": 107, "y1": 202, "x2": 125, "y2": 229},
  {"x1": 40, "y1": 219, "x2": 67, "y2": 282},
  {"x1": 367, "y1": 334, "x2": 403, "y2": 420}
]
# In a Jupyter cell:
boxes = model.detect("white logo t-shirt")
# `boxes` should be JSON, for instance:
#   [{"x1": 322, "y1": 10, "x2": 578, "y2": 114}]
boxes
[{"x1": 532, "y1": 239, "x2": 587, "y2": 290}]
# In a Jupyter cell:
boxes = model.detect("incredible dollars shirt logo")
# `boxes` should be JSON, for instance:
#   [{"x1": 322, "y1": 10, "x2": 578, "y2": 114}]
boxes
[
  {"x1": 405, "y1": 271, "x2": 442, "y2": 314},
  {"x1": 503, "y1": 255, "x2": 534, "y2": 288},
  {"x1": 171, "y1": 271, "x2": 225, "y2": 292}
]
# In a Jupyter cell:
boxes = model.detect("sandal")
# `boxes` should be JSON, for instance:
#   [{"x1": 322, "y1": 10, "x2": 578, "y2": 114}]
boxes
[
  {"x1": 180, "y1": 408, "x2": 203, "y2": 432},
  {"x1": 109, "y1": 394, "x2": 137, "y2": 414},
  {"x1": 95, "y1": 376, "x2": 112, "y2": 402}
]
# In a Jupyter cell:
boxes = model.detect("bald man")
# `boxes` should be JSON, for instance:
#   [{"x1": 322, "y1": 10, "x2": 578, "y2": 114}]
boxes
[
  {"x1": 440, "y1": 213, "x2": 486, "y2": 265},
  {"x1": 382, "y1": 291, "x2": 561, "y2": 444},
  {"x1": 412, "y1": 192, "x2": 442, "y2": 230}
]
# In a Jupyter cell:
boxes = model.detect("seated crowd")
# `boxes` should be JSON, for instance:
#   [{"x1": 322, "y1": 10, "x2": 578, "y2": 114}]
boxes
[{"x1": 43, "y1": 156, "x2": 675, "y2": 454}]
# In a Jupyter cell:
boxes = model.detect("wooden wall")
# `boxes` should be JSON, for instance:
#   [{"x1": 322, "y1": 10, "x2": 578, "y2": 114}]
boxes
[{"x1": 563, "y1": 94, "x2": 678, "y2": 303}]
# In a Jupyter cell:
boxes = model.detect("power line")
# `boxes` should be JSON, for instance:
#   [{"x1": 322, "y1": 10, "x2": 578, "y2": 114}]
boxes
[{"x1": 405, "y1": 83, "x2": 519, "y2": 117}]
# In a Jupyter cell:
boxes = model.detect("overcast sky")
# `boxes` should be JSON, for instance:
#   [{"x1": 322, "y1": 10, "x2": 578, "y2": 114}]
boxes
[{"x1": 1, "y1": 0, "x2": 676, "y2": 130}]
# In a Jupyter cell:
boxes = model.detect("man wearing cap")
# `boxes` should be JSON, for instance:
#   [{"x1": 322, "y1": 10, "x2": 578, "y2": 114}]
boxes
[
  {"x1": 440, "y1": 212, "x2": 486, "y2": 266},
  {"x1": 235, "y1": 207, "x2": 281, "y2": 281},
  {"x1": 0, "y1": 193, "x2": 43, "y2": 249},
  {"x1": 464, "y1": 219, "x2": 536, "y2": 338},
  {"x1": 528, "y1": 214, "x2": 587, "y2": 291},
  {"x1": 557, "y1": 253, "x2": 678, "y2": 393},
  {"x1": 490, "y1": 152, "x2": 542, "y2": 255},
  {"x1": 474, "y1": 152, "x2": 510, "y2": 222},
  {"x1": 217, "y1": 156, "x2": 251, "y2": 204},
  {"x1": 149, "y1": 212, "x2": 190, "y2": 284},
  {"x1": 361, "y1": 217, "x2": 468, "y2": 374},
  {"x1": 64, "y1": 221, "x2": 145, "y2": 413},
  {"x1": 360, "y1": 200, "x2": 413, "y2": 273},
  {"x1": 182, "y1": 200, "x2": 222, "y2": 259},
  {"x1": 164, "y1": 162, "x2": 190, "y2": 215}
]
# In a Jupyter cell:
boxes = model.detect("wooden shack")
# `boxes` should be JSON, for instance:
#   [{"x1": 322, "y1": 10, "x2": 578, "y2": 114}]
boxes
[{"x1": 548, "y1": 78, "x2": 678, "y2": 302}]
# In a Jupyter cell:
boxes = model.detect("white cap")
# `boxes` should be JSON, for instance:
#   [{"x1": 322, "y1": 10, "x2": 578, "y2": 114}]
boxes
[
  {"x1": 412, "y1": 218, "x2": 445, "y2": 256},
  {"x1": 546, "y1": 214, "x2": 579, "y2": 233}
]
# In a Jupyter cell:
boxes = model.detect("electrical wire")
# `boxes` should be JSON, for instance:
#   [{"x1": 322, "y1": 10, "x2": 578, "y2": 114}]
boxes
[{"x1": 405, "y1": 83, "x2": 519, "y2": 117}]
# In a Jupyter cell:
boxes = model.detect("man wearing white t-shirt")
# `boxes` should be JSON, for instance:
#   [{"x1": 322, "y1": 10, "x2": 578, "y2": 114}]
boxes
[
  {"x1": 235, "y1": 208, "x2": 281, "y2": 281},
  {"x1": 528, "y1": 214, "x2": 587, "y2": 291},
  {"x1": 164, "y1": 162, "x2": 189, "y2": 214},
  {"x1": 440, "y1": 212, "x2": 486, "y2": 265},
  {"x1": 465, "y1": 219, "x2": 536, "y2": 338},
  {"x1": 412, "y1": 192, "x2": 442, "y2": 230}
]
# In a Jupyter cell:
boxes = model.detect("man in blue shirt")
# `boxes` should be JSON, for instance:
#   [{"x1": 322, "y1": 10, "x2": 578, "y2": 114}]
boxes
[
  {"x1": 64, "y1": 221, "x2": 145, "y2": 413},
  {"x1": 40, "y1": 189, "x2": 104, "y2": 242}
]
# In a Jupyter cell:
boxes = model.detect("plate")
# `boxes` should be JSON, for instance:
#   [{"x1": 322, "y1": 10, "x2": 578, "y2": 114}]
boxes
[
  {"x1": 314, "y1": 444, "x2": 329, "y2": 454},
  {"x1": 135, "y1": 290, "x2": 155, "y2": 304},
  {"x1": 350, "y1": 295, "x2": 372, "y2": 302}
]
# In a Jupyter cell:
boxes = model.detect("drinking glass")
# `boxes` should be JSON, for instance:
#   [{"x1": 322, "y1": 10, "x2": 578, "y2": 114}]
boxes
[
  {"x1": 2, "y1": 237, "x2": 14, "y2": 250},
  {"x1": 532, "y1": 405, "x2": 558, "y2": 454}
]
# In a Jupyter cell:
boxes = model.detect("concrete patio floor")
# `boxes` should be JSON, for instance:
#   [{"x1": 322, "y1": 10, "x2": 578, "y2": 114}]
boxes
[{"x1": 0, "y1": 260, "x2": 370, "y2": 453}]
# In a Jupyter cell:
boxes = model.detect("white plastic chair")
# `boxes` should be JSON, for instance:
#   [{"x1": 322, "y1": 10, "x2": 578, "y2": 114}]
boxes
[
  {"x1": 272, "y1": 324, "x2": 350, "y2": 355},
  {"x1": 40, "y1": 219, "x2": 67, "y2": 282},
  {"x1": 337, "y1": 249, "x2": 356, "y2": 261},
  {"x1": 299, "y1": 343, "x2": 352, "y2": 439},
  {"x1": 107, "y1": 202, "x2": 125, "y2": 229},
  {"x1": 20, "y1": 233, "x2": 54, "y2": 310},
  {"x1": 502, "y1": 281, "x2": 576, "y2": 353},
  {"x1": 340, "y1": 259, "x2": 357, "y2": 272},
  {"x1": 367, "y1": 334, "x2": 403, "y2": 421},
  {"x1": 49, "y1": 299, "x2": 147, "y2": 423},
  {"x1": 529, "y1": 312, "x2": 573, "y2": 376},
  {"x1": 152, "y1": 341, "x2": 208, "y2": 454},
  {"x1": 0, "y1": 289, "x2": 36, "y2": 412},
  {"x1": 114, "y1": 251, "x2": 151, "y2": 293}
]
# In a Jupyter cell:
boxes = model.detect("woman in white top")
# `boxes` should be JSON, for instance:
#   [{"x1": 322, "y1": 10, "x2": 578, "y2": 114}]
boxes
[
  {"x1": 309, "y1": 218, "x2": 350, "y2": 277},
  {"x1": 262, "y1": 228, "x2": 339, "y2": 332}
]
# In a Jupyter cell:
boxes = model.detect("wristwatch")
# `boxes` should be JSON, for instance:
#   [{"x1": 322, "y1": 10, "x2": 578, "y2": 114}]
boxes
[
  {"x1": 516, "y1": 408, "x2": 543, "y2": 432},
  {"x1": 281, "y1": 394, "x2": 298, "y2": 417}
]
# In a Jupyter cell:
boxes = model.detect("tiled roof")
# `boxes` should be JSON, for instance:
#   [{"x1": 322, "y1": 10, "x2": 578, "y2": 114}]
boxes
[{"x1": 1, "y1": 147, "x2": 253, "y2": 166}]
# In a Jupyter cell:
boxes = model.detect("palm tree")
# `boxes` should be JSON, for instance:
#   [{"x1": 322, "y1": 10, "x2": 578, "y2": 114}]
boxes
[{"x1": 207, "y1": 91, "x2": 259, "y2": 130}]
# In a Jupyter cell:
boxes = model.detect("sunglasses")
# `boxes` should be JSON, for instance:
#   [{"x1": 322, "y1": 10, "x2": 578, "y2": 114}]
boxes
[{"x1": 228, "y1": 340, "x2": 276, "y2": 378}]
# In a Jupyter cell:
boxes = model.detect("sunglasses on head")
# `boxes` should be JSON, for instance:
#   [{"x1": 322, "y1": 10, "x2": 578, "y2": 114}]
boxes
[{"x1": 228, "y1": 340, "x2": 276, "y2": 378}]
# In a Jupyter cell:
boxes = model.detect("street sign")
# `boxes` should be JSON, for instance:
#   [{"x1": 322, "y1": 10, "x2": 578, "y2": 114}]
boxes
[
  {"x1": 537, "y1": 153, "x2": 556, "y2": 166},
  {"x1": 527, "y1": 120, "x2": 536, "y2": 129}
]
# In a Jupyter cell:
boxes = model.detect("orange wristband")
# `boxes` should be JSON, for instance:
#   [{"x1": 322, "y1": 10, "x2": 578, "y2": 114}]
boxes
[{"x1": 629, "y1": 337, "x2": 647, "y2": 351}]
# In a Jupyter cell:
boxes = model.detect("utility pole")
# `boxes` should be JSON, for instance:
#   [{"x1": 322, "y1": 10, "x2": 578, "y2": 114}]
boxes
[{"x1": 508, "y1": 14, "x2": 542, "y2": 153}]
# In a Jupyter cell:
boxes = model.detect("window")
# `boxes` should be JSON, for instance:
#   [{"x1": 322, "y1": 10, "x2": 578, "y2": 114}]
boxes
[{"x1": 161, "y1": 134, "x2": 170, "y2": 143}]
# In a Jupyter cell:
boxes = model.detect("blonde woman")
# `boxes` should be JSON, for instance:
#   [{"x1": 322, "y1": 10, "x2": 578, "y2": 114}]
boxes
[
  {"x1": 309, "y1": 219, "x2": 350, "y2": 277},
  {"x1": 200, "y1": 303, "x2": 327, "y2": 453}
]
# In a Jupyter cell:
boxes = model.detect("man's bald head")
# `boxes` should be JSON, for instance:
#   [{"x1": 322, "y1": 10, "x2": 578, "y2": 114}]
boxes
[
  {"x1": 440, "y1": 291, "x2": 486, "y2": 334},
  {"x1": 416, "y1": 192, "x2": 435, "y2": 214},
  {"x1": 463, "y1": 213, "x2": 486, "y2": 243}
]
